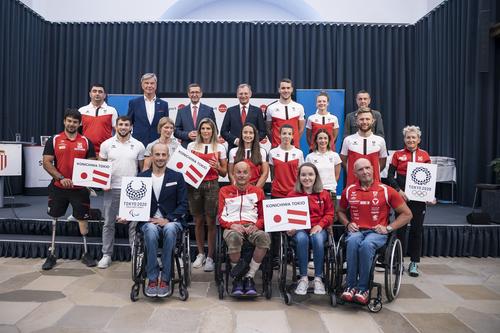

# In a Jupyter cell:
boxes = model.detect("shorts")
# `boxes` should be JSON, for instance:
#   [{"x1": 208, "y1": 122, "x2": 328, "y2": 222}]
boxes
[
  {"x1": 187, "y1": 179, "x2": 219, "y2": 218},
  {"x1": 223, "y1": 227, "x2": 271, "y2": 254},
  {"x1": 48, "y1": 183, "x2": 90, "y2": 220}
]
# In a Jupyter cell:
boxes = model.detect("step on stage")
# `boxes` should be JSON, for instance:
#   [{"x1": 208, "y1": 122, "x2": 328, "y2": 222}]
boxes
[{"x1": 0, "y1": 195, "x2": 499, "y2": 261}]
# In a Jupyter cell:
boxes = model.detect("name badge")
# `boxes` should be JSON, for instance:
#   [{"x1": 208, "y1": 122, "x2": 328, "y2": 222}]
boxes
[{"x1": 165, "y1": 182, "x2": 177, "y2": 187}]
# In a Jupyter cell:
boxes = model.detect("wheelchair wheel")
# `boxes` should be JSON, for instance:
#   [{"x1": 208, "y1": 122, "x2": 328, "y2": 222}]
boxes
[
  {"x1": 284, "y1": 292, "x2": 293, "y2": 305},
  {"x1": 130, "y1": 283, "x2": 140, "y2": 302},
  {"x1": 384, "y1": 237, "x2": 403, "y2": 302},
  {"x1": 264, "y1": 280, "x2": 273, "y2": 299},
  {"x1": 278, "y1": 233, "x2": 288, "y2": 294},
  {"x1": 368, "y1": 298, "x2": 382, "y2": 312},
  {"x1": 214, "y1": 225, "x2": 224, "y2": 286},
  {"x1": 131, "y1": 235, "x2": 144, "y2": 282},
  {"x1": 179, "y1": 284, "x2": 189, "y2": 301},
  {"x1": 330, "y1": 293, "x2": 337, "y2": 307},
  {"x1": 183, "y1": 232, "x2": 192, "y2": 287},
  {"x1": 218, "y1": 281, "x2": 225, "y2": 300},
  {"x1": 334, "y1": 236, "x2": 345, "y2": 294}
]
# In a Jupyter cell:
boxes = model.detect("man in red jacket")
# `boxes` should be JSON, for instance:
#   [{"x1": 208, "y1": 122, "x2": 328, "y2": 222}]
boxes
[{"x1": 218, "y1": 161, "x2": 271, "y2": 296}]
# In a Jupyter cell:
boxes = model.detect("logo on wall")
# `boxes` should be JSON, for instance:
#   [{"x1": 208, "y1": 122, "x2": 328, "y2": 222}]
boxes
[
  {"x1": 218, "y1": 104, "x2": 227, "y2": 113},
  {"x1": 125, "y1": 180, "x2": 148, "y2": 201},
  {"x1": 411, "y1": 167, "x2": 432, "y2": 185},
  {"x1": 0, "y1": 150, "x2": 7, "y2": 171}
]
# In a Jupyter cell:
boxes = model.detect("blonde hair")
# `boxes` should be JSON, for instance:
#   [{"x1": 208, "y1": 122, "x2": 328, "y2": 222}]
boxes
[
  {"x1": 195, "y1": 118, "x2": 219, "y2": 152},
  {"x1": 402, "y1": 125, "x2": 421, "y2": 138},
  {"x1": 157, "y1": 117, "x2": 175, "y2": 134}
]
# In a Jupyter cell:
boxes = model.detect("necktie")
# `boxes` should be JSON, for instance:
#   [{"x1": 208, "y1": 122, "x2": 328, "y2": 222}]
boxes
[
  {"x1": 241, "y1": 105, "x2": 247, "y2": 124},
  {"x1": 192, "y1": 105, "x2": 198, "y2": 127}
]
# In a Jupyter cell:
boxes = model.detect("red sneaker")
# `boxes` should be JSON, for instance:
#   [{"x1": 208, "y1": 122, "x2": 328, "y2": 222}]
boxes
[
  {"x1": 354, "y1": 289, "x2": 369, "y2": 304},
  {"x1": 341, "y1": 287, "x2": 356, "y2": 302}
]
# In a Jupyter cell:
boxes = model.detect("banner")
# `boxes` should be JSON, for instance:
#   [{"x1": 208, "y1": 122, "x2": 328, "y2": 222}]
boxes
[
  {"x1": 24, "y1": 146, "x2": 51, "y2": 188},
  {"x1": 405, "y1": 162, "x2": 438, "y2": 202},
  {"x1": 119, "y1": 177, "x2": 152, "y2": 221},
  {"x1": 167, "y1": 146, "x2": 210, "y2": 188},
  {"x1": 0, "y1": 143, "x2": 22, "y2": 176},
  {"x1": 263, "y1": 196, "x2": 311, "y2": 232},
  {"x1": 72, "y1": 158, "x2": 113, "y2": 189}
]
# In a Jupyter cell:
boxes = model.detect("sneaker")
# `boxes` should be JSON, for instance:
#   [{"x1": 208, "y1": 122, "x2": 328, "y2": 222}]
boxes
[
  {"x1": 42, "y1": 254, "x2": 57, "y2": 270},
  {"x1": 192, "y1": 253, "x2": 206, "y2": 269},
  {"x1": 313, "y1": 277, "x2": 326, "y2": 295},
  {"x1": 231, "y1": 279, "x2": 244, "y2": 296},
  {"x1": 243, "y1": 277, "x2": 257, "y2": 296},
  {"x1": 81, "y1": 252, "x2": 97, "y2": 267},
  {"x1": 145, "y1": 280, "x2": 158, "y2": 297},
  {"x1": 354, "y1": 289, "x2": 369, "y2": 305},
  {"x1": 204, "y1": 257, "x2": 215, "y2": 272},
  {"x1": 408, "y1": 262, "x2": 419, "y2": 277},
  {"x1": 295, "y1": 276, "x2": 309, "y2": 295},
  {"x1": 157, "y1": 280, "x2": 170, "y2": 297},
  {"x1": 230, "y1": 259, "x2": 249, "y2": 279},
  {"x1": 97, "y1": 255, "x2": 112, "y2": 269},
  {"x1": 341, "y1": 287, "x2": 356, "y2": 302}
]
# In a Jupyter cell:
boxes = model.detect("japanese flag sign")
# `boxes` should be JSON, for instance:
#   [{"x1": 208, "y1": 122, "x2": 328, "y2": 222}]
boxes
[
  {"x1": 72, "y1": 158, "x2": 112, "y2": 189},
  {"x1": 167, "y1": 146, "x2": 210, "y2": 189},
  {"x1": 119, "y1": 177, "x2": 152, "y2": 221},
  {"x1": 263, "y1": 196, "x2": 311, "y2": 232},
  {"x1": 405, "y1": 162, "x2": 437, "y2": 202}
]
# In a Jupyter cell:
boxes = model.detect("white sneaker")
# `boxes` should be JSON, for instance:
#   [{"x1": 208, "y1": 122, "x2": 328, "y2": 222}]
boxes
[
  {"x1": 193, "y1": 253, "x2": 206, "y2": 269},
  {"x1": 97, "y1": 255, "x2": 112, "y2": 269},
  {"x1": 204, "y1": 257, "x2": 215, "y2": 272},
  {"x1": 295, "y1": 276, "x2": 309, "y2": 295},
  {"x1": 313, "y1": 277, "x2": 326, "y2": 295}
]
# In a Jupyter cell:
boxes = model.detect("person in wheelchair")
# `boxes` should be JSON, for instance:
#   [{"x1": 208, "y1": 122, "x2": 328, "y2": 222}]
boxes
[
  {"x1": 338, "y1": 158, "x2": 411, "y2": 304},
  {"x1": 218, "y1": 161, "x2": 271, "y2": 296},
  {"x1": 122, "y1": 143, "x2": 188, "y2": 298},
  {"x1": 287, "y1": 162, "x2": 334, "y2": 295}
]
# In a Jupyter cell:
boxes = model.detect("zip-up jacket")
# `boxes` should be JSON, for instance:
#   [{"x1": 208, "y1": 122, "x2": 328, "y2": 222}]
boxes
[{"x1": 218, "y1": 184, "x2": 265, "y2": 230}]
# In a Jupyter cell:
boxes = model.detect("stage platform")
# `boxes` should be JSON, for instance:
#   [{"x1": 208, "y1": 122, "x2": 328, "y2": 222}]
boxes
[{"x1": 0, "y1": 194, "x2": 499, "y2": 260}]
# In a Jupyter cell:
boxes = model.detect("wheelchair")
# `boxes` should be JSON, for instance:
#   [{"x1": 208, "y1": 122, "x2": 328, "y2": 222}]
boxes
[
  {"x1": 332, "y1": 231, "x2": 403, "y2": 312},
  {"x1": 130, "y1": 224, "x2": 191, "y2": 302},
  {"x1": 278, "y1": 229, "x2": 337, "y2": 306},
  {"x1": 214, "y1": 222, "x2": 273, "y2": 300}
]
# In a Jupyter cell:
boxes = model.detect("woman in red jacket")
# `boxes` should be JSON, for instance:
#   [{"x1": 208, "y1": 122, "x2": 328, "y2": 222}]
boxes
[{"x1": 287, "y1": 162, "x2": 334, "y2": 295}]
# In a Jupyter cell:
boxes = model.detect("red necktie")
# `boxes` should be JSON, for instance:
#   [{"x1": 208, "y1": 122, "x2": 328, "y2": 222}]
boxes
[
  {"x1": 241, "y1": 105, "x2": 247, "y2": 124},
  {"x1": 192, "y1": 105, "x2": 198, "y2": 127}
]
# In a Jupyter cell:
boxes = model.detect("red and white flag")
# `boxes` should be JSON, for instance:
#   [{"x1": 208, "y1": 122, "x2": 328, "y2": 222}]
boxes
[
  {"x1": 263, "y1": 196, "x2": 311, "y2": 232},
  {"x1": 0, "y1": 150, "x2": 6, "y2": 171},
  {"x1": 167, "y1": 146, "x2": 210, "y2": 189},
  {"x1": 72, "y1": 158, "x2": 112, "y2": 189}
]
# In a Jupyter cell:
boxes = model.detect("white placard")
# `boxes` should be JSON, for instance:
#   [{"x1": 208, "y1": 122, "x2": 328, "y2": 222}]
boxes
[
  {"x1": 263, "y1": 196, "x2": 311, "y2": 232},
  {"x1": 404, "y1": 162, "x2": 438, "y2": 202},
  {"x1": 72, "y1": 158, "x2": 113, "y2": 188},
  {"x1": 0, "y1": 144, "x2": 22, "y2": 176},
  {"x1": 119, "y1": 177, "x2": 152, "y2": 221},
  {"x1": 24, "y1": 146, "x2": 51, "y2": 187},
  {"x1": 166, "y1": 146, "x2": 210, "y2": 189}
]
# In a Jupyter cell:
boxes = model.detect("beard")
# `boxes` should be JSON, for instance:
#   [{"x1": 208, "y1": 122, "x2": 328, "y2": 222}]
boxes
[{"x1": 117, "y1": 130, "x2": 130, "y2": 138}]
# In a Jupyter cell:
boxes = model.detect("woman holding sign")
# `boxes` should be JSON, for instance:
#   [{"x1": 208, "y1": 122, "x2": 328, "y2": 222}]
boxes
[
  {"x1": 387, "y1": 125, "x2": 432, "y2": 277},
  {"x1": 187, "y1": 118, "x2": 228, "y2": 272},
  {"x1": 287, "y1": 163, "x2": 334, "y2": 295}
]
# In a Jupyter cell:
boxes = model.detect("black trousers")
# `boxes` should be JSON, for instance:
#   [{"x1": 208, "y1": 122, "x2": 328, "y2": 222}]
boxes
[{"x1": 396, "y1": 200, "x2": 426, "y2": 262}]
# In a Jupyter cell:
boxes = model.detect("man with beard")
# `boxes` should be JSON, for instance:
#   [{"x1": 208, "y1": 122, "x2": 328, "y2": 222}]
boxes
[
  {"x1": 340, "y1": 108, "x2": 387, "y2": 185},
  {"x1": 97, "y1": 116, "x2": 145, "y2": 268},
  {"x1": 42, "y1": 109, "x2": 97, "y2": 270},
  {"x1": 343, "y1": 90, "x2": 385, "y2": 137}
]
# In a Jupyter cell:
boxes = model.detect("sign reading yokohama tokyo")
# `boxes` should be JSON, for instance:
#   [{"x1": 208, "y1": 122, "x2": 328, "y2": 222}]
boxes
[
  {"x1": 166, "y1": 146, "x2": 210, "y2": 189},
  {"x1": 119, "y1": 177, "x2": 152, "y2": 221},
  {"x1": 72, "y1": 158, "x2": 112, "y2": 189},
  {"x1": 404, "y1": 162, "x2": 437, "y2": 202},
  {"x1": 263, "y1": 196, "x2": 311, "y2": 232}
]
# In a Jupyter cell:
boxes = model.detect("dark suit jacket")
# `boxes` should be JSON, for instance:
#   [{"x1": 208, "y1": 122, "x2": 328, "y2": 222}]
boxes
[
  {"x1": 137, "y1": 168, "x2": 189, "y2": 228},
  {"x1": 127, "y1": 96, "x2": 169, "y2": 148},
  {"x1": 344, "y1": 109, "x2": 385, "y2": 138},
  {"x1": 174, "y1": 103, "x2": 216, "y2": 148},
  {"x1": 221, "y1": 104, "x2": 267, "y2": 151}
]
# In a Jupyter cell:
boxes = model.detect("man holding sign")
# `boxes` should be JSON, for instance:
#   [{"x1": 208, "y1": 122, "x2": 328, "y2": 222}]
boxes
[
  {"x1": 42, "y1": 109, "x2": 96, "y2": 270},
  {"x1": 218, "y1": 161, "x2": 270, "y2": 296},
  {"x1": 97, "y1": 116, "x2": 145, "y2": 269}
]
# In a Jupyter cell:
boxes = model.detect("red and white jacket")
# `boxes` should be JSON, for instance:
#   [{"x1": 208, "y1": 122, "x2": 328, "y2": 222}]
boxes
[
  {"x1": 218, "y1": 184, "x2": 265, "y2": 230},
  {"x1": 288, "y1": 190, "x2": 334, "y2": 229}
]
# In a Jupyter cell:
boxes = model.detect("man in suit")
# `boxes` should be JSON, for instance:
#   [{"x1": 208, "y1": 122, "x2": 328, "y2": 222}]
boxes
[
  {"x1": 221, "y1": 83, "x2": 267, "y2": 151},
  {"x1": 174, "y1": 83, "x2": 216, "y2": 148},
  {"x1": 127, "y1": 73, "x2": 169, "y2": 148},
  {"x1": 135, "y1": 143, "x2": 188, "y2": 297},
  {"x1": 344, "y1": 90, "x2": 385, "y2": 138}
]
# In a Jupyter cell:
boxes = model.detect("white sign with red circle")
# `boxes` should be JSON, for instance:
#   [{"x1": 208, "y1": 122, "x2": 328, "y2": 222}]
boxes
[
  {"x1": 263, "y1": 196, "x2": 311, "y2": 232},
  {"x1": 72, "y1": 158, "x2": 112, "y2": 188},
  {"x1": 166, "y1": 146, "x2": 210, "y2": 189}
]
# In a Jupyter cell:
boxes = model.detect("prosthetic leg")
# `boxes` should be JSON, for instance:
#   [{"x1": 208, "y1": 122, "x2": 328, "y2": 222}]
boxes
[
  {"x1": 42, "y1": 219, "x2": 58, "y2": 270},
  {"x1": 79, "y1": 220, "x2": 97, "y2": 267}
]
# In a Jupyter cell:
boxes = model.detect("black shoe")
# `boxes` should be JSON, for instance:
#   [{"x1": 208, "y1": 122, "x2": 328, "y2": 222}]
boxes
[
  {"x1": 42, "y1": 254, "x2": 57, "y2": 270},
  {"x1": 81, "y1": 252, "x2": 97, "y2": 267},
  {"x1": 231, "y1": 279, "x2": 244, "y2": 296},
  {"x1": 230, "y1": 259, "x2": 249, "y2": 279},
  {"x1": 243, "y1": 277, "x2": 257, "y2": 296}
]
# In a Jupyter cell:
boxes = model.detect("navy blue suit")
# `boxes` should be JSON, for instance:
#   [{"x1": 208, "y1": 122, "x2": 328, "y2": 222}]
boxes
[
  {"x1": 174, "y1": 103, "x2": 216, "y2": 148},
  {"x1": 221, "y1": 104, "x2": 267, "y2": 152},
  {"x1": 127, "y1": 96, "x2": 169, "y2": 148}
]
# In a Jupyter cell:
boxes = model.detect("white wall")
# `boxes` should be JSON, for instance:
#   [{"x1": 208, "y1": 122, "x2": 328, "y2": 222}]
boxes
[{"x1": 19, "y1": 0, "x2": 445, "y2": 24}]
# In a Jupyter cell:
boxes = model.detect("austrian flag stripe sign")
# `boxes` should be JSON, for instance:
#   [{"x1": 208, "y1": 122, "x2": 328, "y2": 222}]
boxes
[
  {"x1": 166, "y1": 146, "x2": 210, "y2": 189},
  {"x1": 263, "y1": 196, "x2": 311, "y2": 232},
  {"x1": 72, "y1": 158, "x2": 112, "y2": 189}
]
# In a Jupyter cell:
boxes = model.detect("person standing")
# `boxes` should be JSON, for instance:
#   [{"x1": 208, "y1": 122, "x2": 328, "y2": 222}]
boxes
[
  {"x1": 344, "y1": 90, "x2": 385, "y2": 137},
  {"x1": 305, "y1": 91, "x2": 339, "y2": 152},
  {"x1": 143, "y1": 117, "x2": 179, "y2": 171}
]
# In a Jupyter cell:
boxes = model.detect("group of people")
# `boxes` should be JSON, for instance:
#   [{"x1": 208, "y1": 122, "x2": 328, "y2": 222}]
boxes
[{"x1": 41, "y1": 73, "x2": 432, "y2": 303}]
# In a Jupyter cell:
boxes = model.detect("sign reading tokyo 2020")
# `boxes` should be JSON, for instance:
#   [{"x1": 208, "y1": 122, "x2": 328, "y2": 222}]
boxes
[
  {"x1": 119, "y1": 177, "x2": 152, "y2": 221},
  {"x1": 404, "y1": 162, "x2": 437, "y2": 202}
]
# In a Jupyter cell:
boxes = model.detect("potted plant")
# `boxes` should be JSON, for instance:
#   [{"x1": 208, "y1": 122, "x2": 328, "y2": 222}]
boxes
[{"x1": 490, "y1": 158, "x2": 500, "y2": 184}]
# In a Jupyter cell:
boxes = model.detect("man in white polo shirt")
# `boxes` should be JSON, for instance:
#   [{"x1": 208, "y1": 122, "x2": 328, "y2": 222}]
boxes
[{"x1": 97, "y1": 116, "x2": 145, "y2": 268}]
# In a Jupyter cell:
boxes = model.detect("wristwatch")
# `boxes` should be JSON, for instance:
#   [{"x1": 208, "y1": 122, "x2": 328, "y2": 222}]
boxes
[
  {"x1": 58, "y1": 175, "x2": 65, "y2": 180},
  {"x1": 386, "y1": 225, "x2": 394, "y2": 233}
]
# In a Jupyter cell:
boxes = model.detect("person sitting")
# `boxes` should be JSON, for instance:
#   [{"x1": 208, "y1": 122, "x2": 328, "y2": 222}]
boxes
[
  {"x1": 218, "y1": 161, "x2": 271, "y2": 296},
  {"x1": 338, "y1": 158, "x2": 412, "y2": 304},
  {"x1": 287, "y1": 163, "x2": 334, "y2": 295}
]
